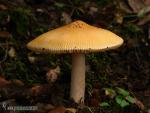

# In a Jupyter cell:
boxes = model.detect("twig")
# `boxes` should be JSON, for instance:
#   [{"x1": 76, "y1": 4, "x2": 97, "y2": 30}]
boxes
[{"x1": 134, "y1": 46, "x2": 141, "y2": 66}]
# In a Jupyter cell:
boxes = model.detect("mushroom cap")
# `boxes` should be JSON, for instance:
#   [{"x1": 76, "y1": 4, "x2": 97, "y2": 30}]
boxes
[{"x1": 27, "y1": 20, "x2": 123, "y2": 53}]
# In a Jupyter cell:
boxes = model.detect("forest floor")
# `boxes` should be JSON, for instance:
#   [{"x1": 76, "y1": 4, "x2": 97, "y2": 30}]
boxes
[{"x1": 0, "y1": 0, "x2": 150, "y2": 113}]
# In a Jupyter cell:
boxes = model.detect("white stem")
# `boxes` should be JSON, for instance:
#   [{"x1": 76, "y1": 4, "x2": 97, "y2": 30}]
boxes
[{"x1": 70, "y1": 53, "x2": 85, "y2": 104}]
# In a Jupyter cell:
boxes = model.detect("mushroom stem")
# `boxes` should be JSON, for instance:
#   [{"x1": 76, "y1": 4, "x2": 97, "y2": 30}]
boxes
[{"x1": 70, "y1": 53, "x2": 85, "y2": 104}]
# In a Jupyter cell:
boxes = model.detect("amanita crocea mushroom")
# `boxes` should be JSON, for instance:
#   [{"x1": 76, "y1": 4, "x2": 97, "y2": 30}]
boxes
[{"x1": 27, "y1": 20, "x2": 123, "y2": 104}]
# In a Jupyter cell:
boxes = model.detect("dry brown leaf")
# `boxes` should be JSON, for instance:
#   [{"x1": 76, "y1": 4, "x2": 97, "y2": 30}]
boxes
[
  {"x1": 89, "y1": 7, "x2": 98, "y2": 15},
  {"x1": 144, "y1": 0, "x2": 150, "y2": 5},
  {"x1": 0, "y1": 76, "x2": 10, "y2": 88},
  {"x1": 115, "y1": 13, "x2": 124, "y2": 24},
  {"x1": 48, "y1": 106, "x2": 66, "y2": 113},
  {"x1": 30, "y1": 84, "x2": 52, "y2": 96},
  {"x1": 46, "y1": 66, "x2": 60, "y2": 83},
  {"x1": 44, "y1": 104, "x2": 55, "y2": 111},
  {"x1": 30, "y1": 85, "x2": 42, "y2": 96},
  {"x1": 138, "y1": 14, "x2": 150, "y2": 25},
  {"x1": 61, "y1": 12, "x2": 72, "y2": 24},
  {"x1": 66, "y1": 108, "x2": 77, "y2": 113},
  {"x1": 28, "y1": 56, "x2": 36, "y2": 63},
  {"x1": 119, "y1": 1, "x2": 133, "y2": 13},
  {"x1": 137, "y1": 6, "x2": 150, "y2": 25},
  {"x1": 0, "y1": 4, "x2": 8, "y2": 10},
  {"x1": 0, "y1": 31, "x2": 12, "y2": 39},
  {"x1": 11, "y1": 79, "x2": 24, "y2": 86},
  {"x1": 138, "y1": 6, "x2": 150, "y2": 17},
  {"x1": 134, "y1": 98, "x2": 145, "y2": 110},
  {"x1": 120, "y1": 0, "x2": 150, "y2": 24},
  {"x1": 8, "y1": 47, "x2": 16, "y2": 58},
  {"x1": 128, "y1": 0, "x2": 145, "y2": 13}
]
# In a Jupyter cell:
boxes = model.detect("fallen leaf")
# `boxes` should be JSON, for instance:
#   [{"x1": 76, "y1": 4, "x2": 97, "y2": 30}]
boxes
[
  {"x1": 44, "y1": 104, "x2": 55, "y2": 111},
  {"x1": 135, "y1": 4, "x2": 150, "y2": 24},
  {"x1": 144, "y1": 0, "x2": 150, "y2": 5},
  {"x1": 115, "y1": 13, "x2": 124, "y2": 24},
  {"x1": 48, "y1": 106, "x2": 66, "y2": 113},
  {"x1": 0, "y1": 31, "x2": 12, "y2": 39},
  {"x1": 30, "y1": 85, "x2": 42, "y2": 96},
  {"x1": 126, "y1": 0, "x2": 150, "y2": 26},
  {"x1": 46, "y1": 66, "x2": 60, "y2": 83},
  {"x1": 125, "y1": 95, "x2": 136, "y2": 103},
  {"x1": 28, "y1": 55, "x2": 36, "y2": 63},
  {"x1": 66, "y1": 108, "x2": 77, "y2": 113},
  {"x1": 11, "y1": 79, "x2": 24, "y2": 86},
  {"x1": 61, "y1": 12, "x2": 72, "y2": 24},
  {"x1": 119, "y1": 1, "x2": 132, "y2": 13},
  {"x1": 137, "y1": 6, "x2": 150, "y2": 17},
  {"x1": 138, "y1": 14, "x2": 150, "y2": 25},
  {"x1": 30, "y1": 84, "x2": 53, "y2": 96},
  {"x1": 0, "y1": 76, "x2": 10, "y2": 88},
  {"x1": 89, "y1": 7, "x2": 98, "y2": 15},
  {"x1": 128, "y1": 0, "x2": 145, "y2": 13},
  {"x1": 8, "y1": 47, "x2": 16, "y2": 58},
  {"x1": 0, "y1": 4, "x2": 8, "y2": 10},
  {"x1": 134, "y1": 98, "x2": 145, "y2": 110}
]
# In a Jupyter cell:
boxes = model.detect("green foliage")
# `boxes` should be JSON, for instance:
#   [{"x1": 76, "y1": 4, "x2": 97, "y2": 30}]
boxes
[
  {"x1": 34, "y1": 27, "x2": 48, "y2": 36},
  {"x1": 3, "y1": 59, "x2": 28, "y2": 78},
  {"x1": 124, "y1": 23, "x2": 141, "y2": 33},
  {"x1": 10, "y1": 7, "x2": 31, "y2": 34},
  {"x1": 100, "y1": 102, "x2": 110, "y2": 107},
  {"x1": 86, "y1": 53, "x2": 112, "y2": 86},
  {"x1": 54, "y1": 2, "x2": 66, "y2": 8},
  {"x1": 115, "y1": 95, "x2": 130, "y2": 108},
  {"x1": 116, "y1": 87, "x2": 129, "y2": 96},
  {"x1": 101, "y1": 87, "x2": 135, "y2": 108},
  {"x1": 0, "y1": 7, "x2": 32, "y2": 35}
]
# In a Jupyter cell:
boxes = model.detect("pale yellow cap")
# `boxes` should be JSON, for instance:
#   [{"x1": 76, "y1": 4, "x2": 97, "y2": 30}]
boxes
[{"x1": 27, "y1": 20, "x2": 123, "y2": 53}]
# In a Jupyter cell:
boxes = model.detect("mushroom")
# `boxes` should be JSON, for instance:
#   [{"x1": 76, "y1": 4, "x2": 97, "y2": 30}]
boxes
[{"x1": 27, "y1": 20, "x2": 123, "y2": 104}]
